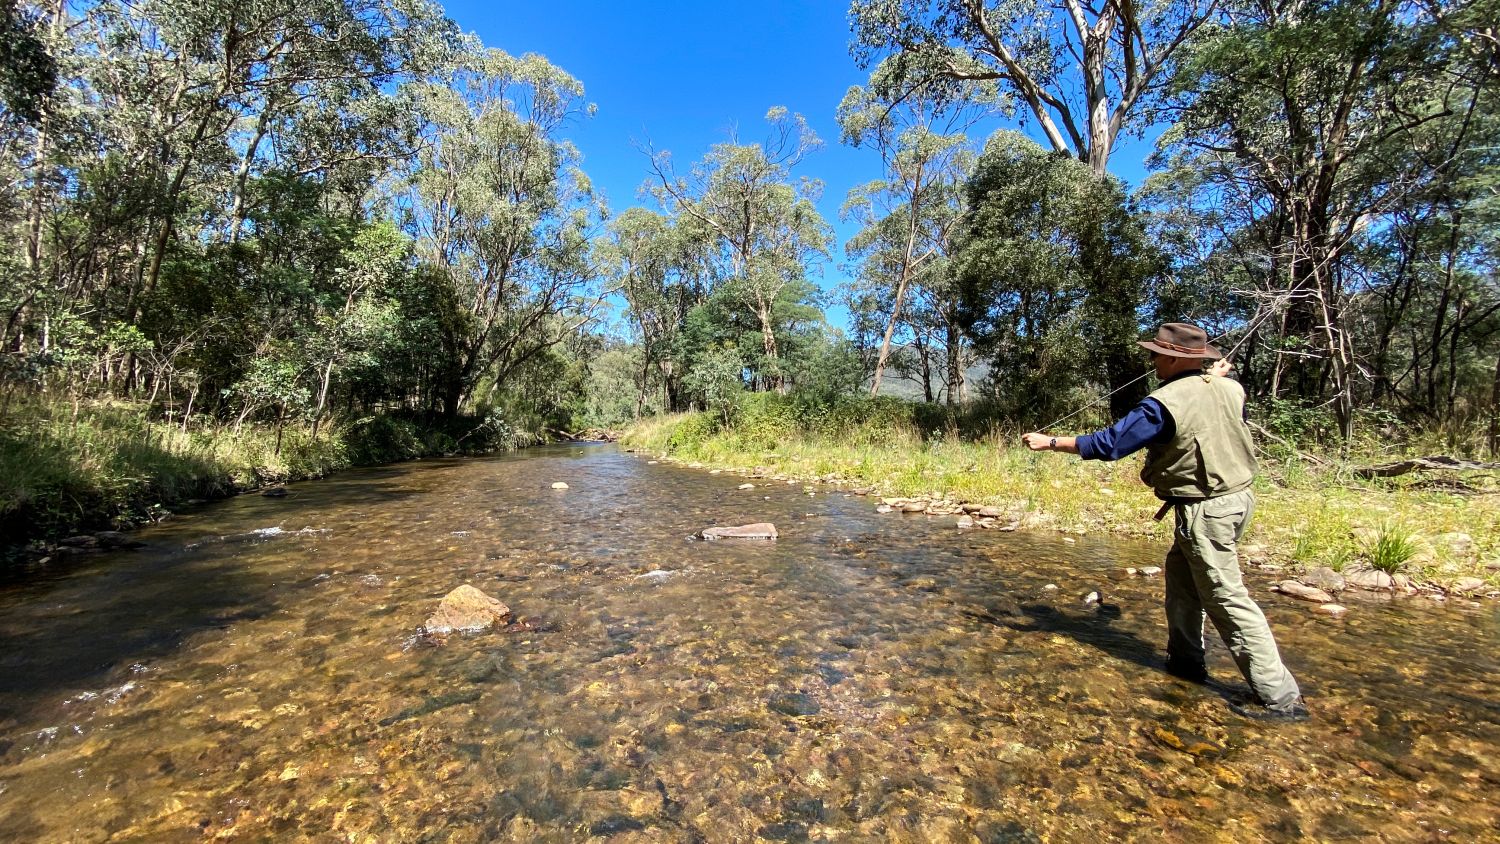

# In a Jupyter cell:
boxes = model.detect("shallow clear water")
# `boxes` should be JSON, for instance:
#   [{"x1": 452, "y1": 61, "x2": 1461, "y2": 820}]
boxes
[{"x1": 0, "y1": 445, "x2": 1495, "y2": 842}]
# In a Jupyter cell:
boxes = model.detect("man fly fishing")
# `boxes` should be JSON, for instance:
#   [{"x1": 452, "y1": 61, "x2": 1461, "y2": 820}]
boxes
[{"x1": 1022, "y1": 322, "x2": 1308, "y2": 722}]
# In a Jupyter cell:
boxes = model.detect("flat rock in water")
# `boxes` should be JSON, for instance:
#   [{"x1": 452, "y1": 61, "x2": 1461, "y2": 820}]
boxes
[
  {"x1": 1345, "y1": 569, "x2": 1395, "y2": 591},
  {"x1": 1274, "y1": 580, "x2": 1334, "y2": 603},
  {"x1": 956, "y1": 515, "x2": 975, "y2": 529},
  {"x1": 425, "y1": 585, "x2": 512, "y2": 634},
  {"x1": 1300, "y1": 566, "x2": 1346, "y2": 593},
  {"x1": 699, "y1": 523, "x2": 778, "y2": 541},
  {"x1": 1138, "y1": 566, "x2": 1162, "y2": 577},
  {"x1": 737, "y1": 483, "x2": 756, "y2": 490},
  {"x1": 550, "y1": 481, "x2": 569, "y2": 490},
  {"x1": 875, "y1": 504, "x2": 893, "y2": 514},
  {"x1": 1315, "y1": 603, "x2": 1348, "y2": 617}
]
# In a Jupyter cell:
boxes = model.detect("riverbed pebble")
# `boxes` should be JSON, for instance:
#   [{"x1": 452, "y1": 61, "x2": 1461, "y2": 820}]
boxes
[
  {"x1": 1315, "y1": 603, "x2": 1349, "y2": 617},
  {"x1": 957, "y1": 515, "x2": 974, "y2": 529},
  {"x1": 737, "y1": 483, "x2": 755, "y2": 490}
]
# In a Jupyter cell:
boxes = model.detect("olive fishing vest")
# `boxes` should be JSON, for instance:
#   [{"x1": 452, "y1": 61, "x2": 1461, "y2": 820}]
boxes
[{"x1": 1141, "y1": 374, "x2": 1257, "y2": 500}]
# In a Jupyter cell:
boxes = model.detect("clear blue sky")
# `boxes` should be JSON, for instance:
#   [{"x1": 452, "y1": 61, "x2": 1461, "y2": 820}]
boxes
[{"x1": 442, "y1": 0, "x2": 1159, "y2": 327}]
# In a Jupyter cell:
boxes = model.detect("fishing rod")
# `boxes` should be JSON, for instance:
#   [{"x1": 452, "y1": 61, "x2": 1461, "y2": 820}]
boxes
[{"x1": 1035, "y1": 308, "x2": 1277, "y2": 434}]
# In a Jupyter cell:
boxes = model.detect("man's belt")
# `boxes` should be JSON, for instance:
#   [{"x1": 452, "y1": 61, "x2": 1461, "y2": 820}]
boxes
[{"x1": 1153, "y1": 496, "x2": 1205, "y2": 521}]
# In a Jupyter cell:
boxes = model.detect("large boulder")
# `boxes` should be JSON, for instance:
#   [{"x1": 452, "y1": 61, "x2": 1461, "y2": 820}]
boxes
[
  {"x1": 699, "y1": 523, "x2": 778, "y2": 541},
  {"x1": 425, "y1": 585, "x2": 512, "y2": 634}
]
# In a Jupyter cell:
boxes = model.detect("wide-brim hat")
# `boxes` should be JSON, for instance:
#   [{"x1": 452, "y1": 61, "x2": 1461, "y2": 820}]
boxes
[{"x1": 1137, "y1": 322, "x2": 1222, "y2": 359}]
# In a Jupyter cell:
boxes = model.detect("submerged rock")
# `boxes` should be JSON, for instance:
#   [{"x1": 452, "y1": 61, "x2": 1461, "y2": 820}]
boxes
[
  {"x1": 699, "y1": 523, "x2": 778, "y2": 541},
  {"x1": 424, "y1": 585, "x2": 512, "y2": 634},
  {"x1": 768, "y1": 692, "x2": 820, "y2": 716},
  {"x1": 957, "y1": 515, "x2": 975, "y2": 529},
  {"x1": 1148, "y1": 724, "x2": 1226, "y2": 759},
  {"x1": 262, "y1": 487, "x2": 288, "y2": 498},
  {"x1": 737, "y1": 483, "x2": 756, "y2": 490},
  {"x1": 1315, "y1": 603, "x2": 1349, "y2": 617}
]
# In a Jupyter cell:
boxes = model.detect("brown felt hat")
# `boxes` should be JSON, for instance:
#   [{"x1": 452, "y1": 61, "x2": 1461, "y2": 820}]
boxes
[{"x1": 1137, "y1": 322, "x2": 1222, "y2": 359}]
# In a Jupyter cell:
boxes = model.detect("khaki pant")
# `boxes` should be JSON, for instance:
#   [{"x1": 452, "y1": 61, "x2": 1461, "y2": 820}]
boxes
[{"x1": 1164, "y1": 489, "x2": 1301, "y2": 709}]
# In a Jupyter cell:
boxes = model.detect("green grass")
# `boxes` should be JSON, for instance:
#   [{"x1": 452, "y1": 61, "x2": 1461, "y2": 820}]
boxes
[
  {"x1": 0, "y1": 397, "x2": 538, "y2": 557},
  {"x1": 623, "y1": 398, "x2": 1500, "y2": 589}
]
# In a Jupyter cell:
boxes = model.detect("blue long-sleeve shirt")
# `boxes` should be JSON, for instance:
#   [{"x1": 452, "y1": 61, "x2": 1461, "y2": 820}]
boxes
[{"x1": 1076, "y1": 398, "x2": 1173, "y2": 461}]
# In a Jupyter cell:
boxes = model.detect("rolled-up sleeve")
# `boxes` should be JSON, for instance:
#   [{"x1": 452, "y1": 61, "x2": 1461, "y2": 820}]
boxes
[{"x1": 1076, "y1": 398, "x2": 1173, "y2": 461}]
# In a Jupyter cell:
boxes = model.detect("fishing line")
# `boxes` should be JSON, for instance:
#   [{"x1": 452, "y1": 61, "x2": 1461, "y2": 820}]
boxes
[{"x1": 1035, "y1": 309, "x2": 1277, "y2": 433}]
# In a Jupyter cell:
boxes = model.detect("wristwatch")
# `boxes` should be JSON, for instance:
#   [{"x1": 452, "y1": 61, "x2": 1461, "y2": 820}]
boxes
[{"x1": 1049, "y1": 437, "x2": 1057, "y2": 450}]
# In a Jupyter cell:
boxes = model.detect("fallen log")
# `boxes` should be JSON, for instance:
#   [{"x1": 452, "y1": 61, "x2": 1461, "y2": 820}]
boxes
[{"x1": 1356, "y1": 455, "x2": 1500, "y2": 479}]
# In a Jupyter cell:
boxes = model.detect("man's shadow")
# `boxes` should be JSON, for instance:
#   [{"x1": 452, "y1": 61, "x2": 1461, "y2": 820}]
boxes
[{"x1": 962, "y1": 595, "x2": 1252, "y2": 705}]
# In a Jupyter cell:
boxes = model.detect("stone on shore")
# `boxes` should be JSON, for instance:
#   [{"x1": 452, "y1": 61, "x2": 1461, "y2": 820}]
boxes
[
  {"x1": 699, "y1": 523, "x2": 778, "y2": 541},
  {"x1": 977, "y1": 506, "x2": 1005, "y2": 518},
  {"x1": 1300, "y1": 566, "x2": 1345, "y2": 593},
  {"x1": 425, "y1": 585, "x2": 512, "y2": 634},
  {"x1": 1273, "y1": 580, "x2": 1334, "y2": 603},
  {"x1": 1345, "y1": 569, "x2": 1395, "y2": 591},
  {"x1": 900, "y1": 501, "x2": 928, "y2": 513},
  {"x1": 1450, "y1": 576, "x2": 1489, "y2": 595}
]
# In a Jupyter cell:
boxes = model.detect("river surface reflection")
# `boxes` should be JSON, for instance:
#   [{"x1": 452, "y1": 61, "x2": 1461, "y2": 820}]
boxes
[{"x1": 0, "y1": 445, "x2": 1495, "y2": 842}]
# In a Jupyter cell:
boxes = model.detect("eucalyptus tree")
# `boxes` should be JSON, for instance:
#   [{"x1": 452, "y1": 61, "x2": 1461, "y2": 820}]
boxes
[
  {"x1": 645, "y1": 108, "x2": 832, "y2": 392},
  {"x1": 1154, "y1": 0, "x2": 1496, "y2": 440},
  {"x1": 955, "y1": 131, "x2": 1162, "y2": 424},
  {"x1": 607, "y1": 207, "x2": 707, "y2": 413},
  {"x1": 405, "y1": 48, "x2": 607, "y2": 417},
  {"x1": 849, "y1": 0, "x2": 1219, "y2": 176},
  {"x1": 838, "y1": 58, "x2": 980, "y2": 399}
]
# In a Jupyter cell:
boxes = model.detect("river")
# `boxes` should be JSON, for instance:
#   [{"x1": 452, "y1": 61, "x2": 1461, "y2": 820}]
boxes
[{"x1": 0, "y1": 444, "x2": 1496, "y2": 841}]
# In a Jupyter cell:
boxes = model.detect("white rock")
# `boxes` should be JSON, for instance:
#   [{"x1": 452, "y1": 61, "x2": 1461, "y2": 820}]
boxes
[
  {"x1": 551, "y1": 482, "x2": 569, "y2": 490},
  {"x1": 1139, "y1": 566, "x2": 1162, "y2": 577},
  {"x1": 1315, "y1": 603, "x2": 1348, "y2": 617},
  {"x1": 1043, "y1": 584, "x2": 1058, "y2": 591},
  {"x1": 957, "y1": 515, "x2": 975, "y2": 529},
  {"x1": 738, "y1": 483, "x2": 755, "y2": 490},
  {"x1": 876, "y1": 504, "x2": 894, "y2": 514}
]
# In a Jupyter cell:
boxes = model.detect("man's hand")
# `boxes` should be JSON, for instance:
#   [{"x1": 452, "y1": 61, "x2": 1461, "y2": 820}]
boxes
[
  {"x1": 1021, "y1": 432, "x2": 1052, "y2": 451},
  {"x1": 1209, "y1": 358, "x2": 1233, "y2": 377}
]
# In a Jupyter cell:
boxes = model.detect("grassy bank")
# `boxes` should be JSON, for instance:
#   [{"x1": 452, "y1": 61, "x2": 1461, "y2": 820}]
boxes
[
  {"x1": 623, "y1": 395, "x2": 1500, "y2": 595},
  {"x1": 0, "y1": 397, "x2": 541, "y2": 559}
]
